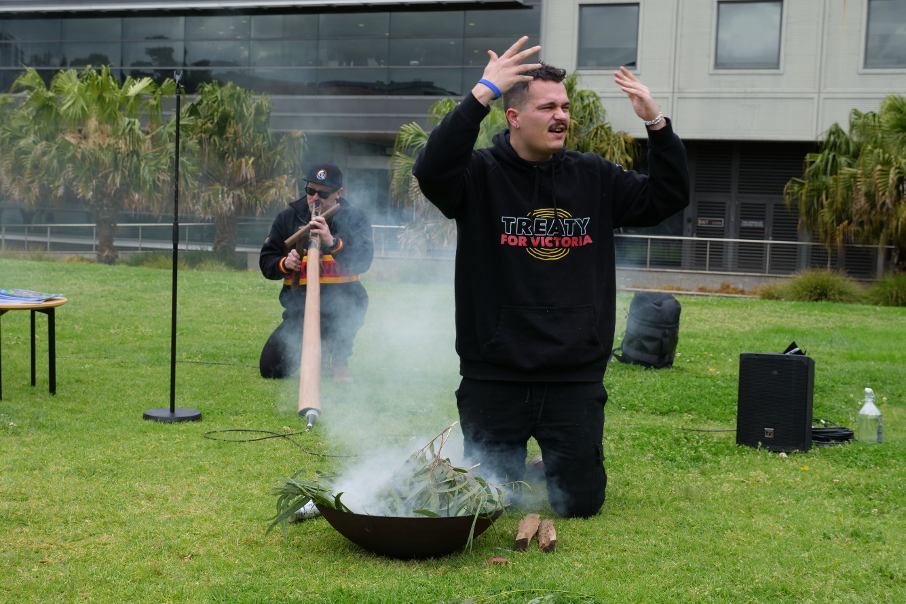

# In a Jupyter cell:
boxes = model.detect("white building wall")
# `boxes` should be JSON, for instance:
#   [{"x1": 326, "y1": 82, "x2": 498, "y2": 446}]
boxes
[{"x1": 543, "y1": 0, "x2": 906, "y2": 141}]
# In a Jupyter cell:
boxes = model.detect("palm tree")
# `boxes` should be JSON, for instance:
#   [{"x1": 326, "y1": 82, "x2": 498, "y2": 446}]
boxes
[
  {"x1": 179, "y1": 81, "x2": 304, "y2": 256},
  {"x1": 389, "y1": 73, "x2": 638, "y2": 255},
  {"x1": 784, "y1": 95, "x2": 906, "y2": 272},
  {"x1": 0, "y1": 66, "x2": 173, "y2": 264}
]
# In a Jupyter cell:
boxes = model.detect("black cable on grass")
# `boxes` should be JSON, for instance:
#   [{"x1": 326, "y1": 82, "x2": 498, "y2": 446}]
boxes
[
  {"x1": 811, "y1": 418, "x2": 854, "y2": 447},
  {"x1": 680, "y1": 419, "x2": 854, "y2": 446},
  {"x1": 204, "y1": 429, "x2": 357, "y2": 458}
]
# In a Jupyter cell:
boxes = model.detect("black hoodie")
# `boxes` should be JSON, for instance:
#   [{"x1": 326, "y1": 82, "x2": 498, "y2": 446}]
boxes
[{"x1": 412, "y1": 93, "x2": 690, "y2": 382}]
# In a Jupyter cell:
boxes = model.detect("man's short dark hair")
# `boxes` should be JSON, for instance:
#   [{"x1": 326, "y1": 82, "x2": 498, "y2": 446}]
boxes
[{"x1": 503, "y1": 63, "x2": 568, "y2": 111}]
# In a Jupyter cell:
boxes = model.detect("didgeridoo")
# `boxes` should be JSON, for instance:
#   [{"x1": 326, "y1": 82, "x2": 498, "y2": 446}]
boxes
[
  {"x1": 297, "y1": 203, "x2": 330, "y2": 430},
  {"x1": 287, "y1": 204, "x2": 340, "y2": 291}
]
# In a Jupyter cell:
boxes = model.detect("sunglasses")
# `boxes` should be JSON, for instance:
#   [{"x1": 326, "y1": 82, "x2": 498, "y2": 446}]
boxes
[{"x1": 305, "y1": 186, "x2": 336, "y2": 199}]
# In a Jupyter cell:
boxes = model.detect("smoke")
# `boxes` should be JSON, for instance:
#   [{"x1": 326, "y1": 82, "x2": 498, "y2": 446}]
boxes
[
  {"x1": 314, "y1": 426, "x2": 553, "y2": 517},
  {"x1": 264, "y1": 250, "x2": 562, "y2": 514},
  {"x1": 262, "y1": 164, "x2": 559, "y2": 516}
]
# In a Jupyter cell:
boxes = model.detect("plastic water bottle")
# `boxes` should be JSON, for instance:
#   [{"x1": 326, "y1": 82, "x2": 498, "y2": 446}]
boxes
[{"x1": 857, "y1": 387, "x2": 882, "y2": 444}]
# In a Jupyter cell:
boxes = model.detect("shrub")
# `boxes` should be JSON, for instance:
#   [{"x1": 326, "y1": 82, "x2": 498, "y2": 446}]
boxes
[
  {"x1": 868, "y1": 273, "x2": 906, "y2": 307},
  {"x1": 145, "y1": 256, "x2": 190, "y2": 271},
  {"x1": 752, "y1": 283, "x2": 783, "y2": 300},
  {"x1": 193, "y1": 259, "x2": 232, "y2": 272},
  {"x1": 0, "y1": 247, "x2": 55, "y2": 262},
  {"x1": 121, "y1": 252, "x2": 167, "y2": 267},
  {"x1": 62, "y1": 255, "x2": 95, "y2": 264},
  {"x1": 696, "y1": 282, "x2": 748, "y2": 295},
  {"x1": 181, "y1": 250, "x2": 248, "y2": 271},
  {"x1": 122, "y1": 252, "x2": 189, "y2": 270},
  {"x1": 779, "y1": 269, "x2": 865, "y2": 303},
  {"x1": 122, "y1": 251, "x2": 245, "y2": 271}
]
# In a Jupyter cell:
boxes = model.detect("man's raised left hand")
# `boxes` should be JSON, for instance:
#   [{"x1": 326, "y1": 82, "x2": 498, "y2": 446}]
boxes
[{"x1": 614, "y1": 67, "x2": 666, "y2": 130}]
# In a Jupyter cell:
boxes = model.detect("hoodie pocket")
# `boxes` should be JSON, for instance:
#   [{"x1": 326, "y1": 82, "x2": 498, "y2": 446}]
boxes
[{"x1": 480, "y1": 305, "x2": 606, "y2": 371}]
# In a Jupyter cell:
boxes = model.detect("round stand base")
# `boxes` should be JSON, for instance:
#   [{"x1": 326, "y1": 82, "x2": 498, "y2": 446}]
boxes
[{"x1": 143, "y1": 408, "x2": 202, "y2": 422}]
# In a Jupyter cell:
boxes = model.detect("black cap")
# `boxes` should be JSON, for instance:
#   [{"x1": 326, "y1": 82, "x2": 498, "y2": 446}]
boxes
[{"x1": 304, "y1": 162, "x2": 343, "y2": 190}]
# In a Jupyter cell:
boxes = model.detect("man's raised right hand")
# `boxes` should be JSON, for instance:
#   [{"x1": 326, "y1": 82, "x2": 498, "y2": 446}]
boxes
[{"x1": 471, "y1": 36, "x2": 542, "y2": 106}]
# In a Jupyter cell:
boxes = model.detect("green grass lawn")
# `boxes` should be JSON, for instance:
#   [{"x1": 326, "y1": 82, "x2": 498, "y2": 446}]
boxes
[{"x1": 1, "y1": 257, "x2": 904, "y2": 603}]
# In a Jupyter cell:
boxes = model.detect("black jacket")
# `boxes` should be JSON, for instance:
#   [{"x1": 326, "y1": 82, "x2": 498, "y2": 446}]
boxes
[
  {"x1": 260, "y1": 197, "x2": 373, "y2": 309},
  {"x1": 412, "y1": 93, "x2": 690, "y2": 382}
]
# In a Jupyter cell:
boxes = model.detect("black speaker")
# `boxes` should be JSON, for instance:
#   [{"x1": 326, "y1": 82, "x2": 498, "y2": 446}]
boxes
[{"x1": 736, "y1": 353, "x2": 814, "y2": 452}]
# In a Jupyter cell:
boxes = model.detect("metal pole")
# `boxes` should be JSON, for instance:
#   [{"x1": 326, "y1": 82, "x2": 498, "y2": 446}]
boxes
[
  {"x1": 169, "y1": 77, "x2": 181, "y2": 412},
  {"x1": 144, "y1": 71, "x2": 201, "y2": 422}
]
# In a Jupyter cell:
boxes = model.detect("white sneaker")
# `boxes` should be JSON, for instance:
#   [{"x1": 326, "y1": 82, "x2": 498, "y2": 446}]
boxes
[{"x1": 293, "y1": 500, "x2": 321, "y2": 521}]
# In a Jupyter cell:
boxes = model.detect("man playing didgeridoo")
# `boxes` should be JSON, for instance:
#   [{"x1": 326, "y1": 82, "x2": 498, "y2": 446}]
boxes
[
  {"x1": 412, "y1": 37, "x2": 689, "y2": 517},
  {"x1": 259, "y1": 162, "x2": 373, "y2": 383}
]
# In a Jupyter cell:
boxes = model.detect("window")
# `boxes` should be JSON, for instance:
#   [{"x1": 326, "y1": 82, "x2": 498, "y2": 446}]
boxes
[
  {"x1": 250, "y1": 40, "x2": 318, "y2": 67},
  {"x1": 62, "y1": 42, "x2": 121, "y2": 68},
  {"x1": 62, "y1": 18, "x2": 121, "y2": 41},
  {"x1": 122, "y1": 17, "x2": 185, "y2": 41},
  {"x1": 319, "y1": 13, "x2": 389, "y2": 39},
  {"x1": 715, "y1": 1, "x2": 782, "y2": 69},
  {"x1": 186, "y1": 16, "x2": 250, "y2": 41},
  {"x1": 577, "y1": 4, "x2": 640, "y2": 69},
  {"x1": 123, "y1": 41, "x2": 184, "y2": 68},
  {"x1": 252, "y1": 15, "x2": 317, "y2": 40},
  {"x1": 865, "y1": 0, "x2": 906, "y2": 68},
  {"x1": 465, "y1": 5, "x2": 540, "y2": 37},
  {"x1": 390, "y1": 12, "x2": 463, "y2": 37},
  {"x1": 390, "y1": 39, "x2": 463, "y2": 67},
  {"x1": 0, "y1": 6, "x2": 541, "y2": 97},
  {"x1": 1, "y1": 18, "x2": 62, "y2": 41},
  {"x1": 464, "y1": 36, "x2": 540, "y2": 66}
]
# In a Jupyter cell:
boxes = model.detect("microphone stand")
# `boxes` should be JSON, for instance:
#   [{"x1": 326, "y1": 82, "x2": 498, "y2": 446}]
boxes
[{"x1": 144, "y1": 71, "x2": 202, "y2": 423}]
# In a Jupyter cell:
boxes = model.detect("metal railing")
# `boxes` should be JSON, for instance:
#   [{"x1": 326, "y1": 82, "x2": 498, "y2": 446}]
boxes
[
  {"x1": 0, "y1": 221, "x2": 407, "y2": 257},
  {"x1": 0, "y1": 222, "x2": 893, "y2": 279},
  {"x1": 612, "y1": 233, "x2": 890, "y2": 280}
]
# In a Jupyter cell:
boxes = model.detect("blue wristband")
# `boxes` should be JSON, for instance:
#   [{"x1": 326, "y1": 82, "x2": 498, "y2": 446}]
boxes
[{"x1": 478, "y1": 79, "x2": 501, "y2": 99}]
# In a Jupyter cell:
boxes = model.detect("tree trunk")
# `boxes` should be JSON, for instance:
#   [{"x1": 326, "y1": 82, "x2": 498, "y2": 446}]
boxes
[
  {"x1": 96, "y1": 216, "x2": 119, "y2": 265},
  {"x1": 213, "y1": 212, "x2": 238, "y2": 256}
]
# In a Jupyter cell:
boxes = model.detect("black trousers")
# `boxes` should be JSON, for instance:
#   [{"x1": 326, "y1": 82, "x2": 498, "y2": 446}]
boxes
[
  {"x1": 456, "y1": 377, "x2": 607, "y2": 518},
  {"x1": 260, "y1": 283, "x2": 368, "y2": 379}
]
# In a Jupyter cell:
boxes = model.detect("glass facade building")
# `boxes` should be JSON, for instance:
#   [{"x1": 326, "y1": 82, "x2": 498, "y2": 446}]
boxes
[{"x1": 0, "y1": 6, "x2": 540, "y2": 96}]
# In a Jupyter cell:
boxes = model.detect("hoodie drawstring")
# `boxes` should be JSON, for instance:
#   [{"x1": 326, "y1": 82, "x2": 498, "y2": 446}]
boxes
[
  {"x1": 551, "y1": 164, "x2": 558, "y2": 219},
  {"x1": 531, "y1": 167, "x2": 541, "y2": 215},
  {"x1": 531, "y1": 165, "x2": 558, "y2": 218}
]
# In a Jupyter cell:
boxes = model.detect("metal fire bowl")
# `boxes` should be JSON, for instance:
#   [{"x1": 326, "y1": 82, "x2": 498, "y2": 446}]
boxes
[{"x1": 316, "y1": 504, "x2": 501, "y2": 559}]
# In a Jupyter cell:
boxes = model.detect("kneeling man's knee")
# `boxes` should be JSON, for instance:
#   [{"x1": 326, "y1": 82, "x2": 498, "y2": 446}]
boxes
[{"x1": 547, "y1": 445, "x2": 607, "y2": 518}]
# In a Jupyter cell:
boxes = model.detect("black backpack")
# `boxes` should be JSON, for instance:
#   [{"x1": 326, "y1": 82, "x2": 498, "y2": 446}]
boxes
[{"x1": 611, "y1": 292, "x2": 682, "y2": 369}]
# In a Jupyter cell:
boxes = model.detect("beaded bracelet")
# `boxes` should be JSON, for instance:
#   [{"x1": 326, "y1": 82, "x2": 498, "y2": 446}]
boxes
[{"x1": 644, "y1": 112, "x2": 664, "y2": 127}]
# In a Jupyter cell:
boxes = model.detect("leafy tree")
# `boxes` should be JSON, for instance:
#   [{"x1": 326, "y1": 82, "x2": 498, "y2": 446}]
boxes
[
  {"x1": 784, "y1": 95, "x2": 906, "y2": 272},
  {"x1": 180, "y1": 81, "x2": 304, "y2": 255},
  {"x1": 0, "y1": 66, "x2": 173, "y2": 264},
  {"x1": 389, "y1": 73, "x2": 638, "y2": 255}
]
